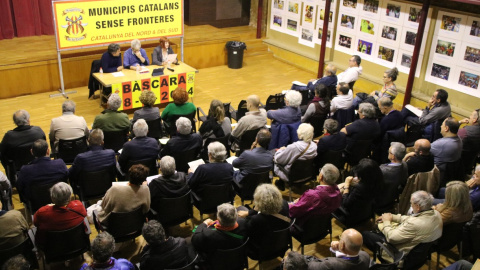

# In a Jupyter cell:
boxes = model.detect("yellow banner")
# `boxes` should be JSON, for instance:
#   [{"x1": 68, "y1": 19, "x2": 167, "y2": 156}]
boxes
[
  {"x1": 113, "y1": 71, "x2": 195, "y2": 111},
  {"x1": 53, "y1": 0, "x2": 183, "y2": 50}
]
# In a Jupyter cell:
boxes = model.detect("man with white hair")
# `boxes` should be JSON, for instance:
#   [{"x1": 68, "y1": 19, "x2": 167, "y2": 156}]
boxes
[
  {"x1": 49, "y1": 100, "x2": 89, "y2": 153},
  {"x1": 160, "y1": 117, "x2": 202, "y2": 158},
  {"x1": 118, "y1": 119, "x2": 159, "y2": 174},
  {"x1": 0, "y1": 110, "x2": 46, "y2": 168},
  {"x1": 123, "y1": 39, "x2": 149, "y2": 70},
  {"x1": 192, "y1": 203, "x2": 247, "y2": 263},
  {"x1": 362, "y1": 190, "x2": 443, "y2": 262},
  {"x1": 92, "y1": 94, "x2": 131, "y2": 132},
  {"x1": 187, "y1": 142, "x2": 234, "y2": 193}
]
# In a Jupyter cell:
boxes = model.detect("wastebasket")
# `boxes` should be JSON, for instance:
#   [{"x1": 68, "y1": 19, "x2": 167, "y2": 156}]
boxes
[{"x1": 225, "y1": 41, "x2": 247, "y2": 69}]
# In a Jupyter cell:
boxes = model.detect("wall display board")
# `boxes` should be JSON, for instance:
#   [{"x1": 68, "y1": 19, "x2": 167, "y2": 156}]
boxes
[
  {"x1": 315, "y1": 0, "x2": 336, "y2": 47},
  {"x1": 426, "y1": 11, "x2": 480, "y2": 97},
  {"x1": 299, "y1": 0, "x2": 317, "y2": 47}
]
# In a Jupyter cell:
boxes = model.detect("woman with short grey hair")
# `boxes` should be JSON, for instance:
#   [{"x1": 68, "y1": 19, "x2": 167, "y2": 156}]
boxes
[
  {"x1": 81, "y1": 232, "x2": 136, "y2": 270},
  {"x1": 107, "y1": 94, "x2": 122, "y2": 111},
  {"x1": 132, "y1": 119, "x2": 149, "y2": 137},
  {"x1": 33, "y1": 182, "x2": 87, "y2": 247},
  {"x1": 176, "y1": 117, "x2": 192, "y2": 135},
  {"x1": 267, "y1": 90, "x2": 302, "y2": 126}
]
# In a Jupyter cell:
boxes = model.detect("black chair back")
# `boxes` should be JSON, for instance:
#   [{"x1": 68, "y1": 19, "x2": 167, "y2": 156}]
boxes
[
  {"x1": 145, "y1": 118, "x2": 163, "y2": 140},
  {"x1": 327, "y1": 85, "x2": 336, "y2": 100},
  {"x1": 166, "y1": 112, "x2": 197, "y2": 135},
  {"x1": 307, "y1": 112, "x2": 327, "y2": 138},
  {"x1": 293, "y1": 214, "x2": 332, "y2": 254},
  {"x1": 232, "y1": 100, "x2": 248, "y2": 121},
  {"x1": 435, "y1": 222, "x2": 465, "y2": 252},
  {"x1": 317, "y1": 149, "x2": 345, "y2": 173},
  {"x1": 440, "y1": 159, "x2": 463, "y2": 187},
  {"x1": 332, "y1": 106, "x2": 355, "y2": 129},
  {"x1": 103, "y1": 129, "x2": 129, "y2": 153},
  {"x1": 165, "y1": 254, "x2": 199, "y2": 270},
  {"x1": 223, "y1": 102, "x2": 232, "y2": 121},
  {"x1": 236, "y1": 128, "x2": 261, "y2": 156},
  {"x1": 152, "y1": 191, "x2": 193, "y2": 227},
  {"x1": 202, "y1": 136, "x2": 230, "y2": 161},
  {"x1": 348, "y1": 81, "x2": 356, "y2": 90},
  {"x1": 211, "y1": 238, "x2": 249, "y2": 270},
  {"x1": 126, "y1": 158, "x2": 158, "y2": 177},
  {"x1": 192, "y1": 183, "x2": 234, "y2": 216},
  {"x1": 57, "y1": 136, "x2": 88, "y2": 164},
  {"x1": 28, "y1": 179, "x2": 65, "y2": 214},
  {"x1": 233, "y1": 172, "x2": 270, "y2": 204},
  {"x1": 265, "y1": 94, "x2": 285, "y2": 111},
  {"x1": 402, "y1": 241, "x2": 434, "y2": 270},
  {"x1": 372, "y1": 242, "x2": 405, "y2": 270},
  {"x1": 256, "y1": 222, "x2": 294, "y2": 262},
  {"x1": 172, "y1": 147, "x2": 199, "y2": 173},
  {"x1": 288, "y1": 159, "x2": 315, "y2": 184},
  {"x1": 461, "y1": 149, "x2": 480, "y2": 180},
  {"x1": 78, "y1": 166, "x2": 115, "y2": 203},
  {"x1": 12, "y1": 144, "x2": 35, "y2": 172},
  {"x1": 44, "y1": 221, "x2": 90, "y2": 263},
  {"x1": 345, "y1": 139, "x2": 373, "y2": 167},
  {"x1": 0, "y1": 235, "x2": 38, "y2": 269},
  {"x1": 107, "y1": 207, "x2": 146, "y2": 243}
]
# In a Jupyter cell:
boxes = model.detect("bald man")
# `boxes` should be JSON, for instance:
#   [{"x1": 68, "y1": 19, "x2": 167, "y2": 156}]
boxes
[
  {"x1": 403, "y1": 139, "x2": 434, "y2": 176},
  {"x1": 231, "y1": 95, "x2": 267, "y2": 140},
  {"x1": 307, "y1": 229, "x2": 370, "y2": 270}
]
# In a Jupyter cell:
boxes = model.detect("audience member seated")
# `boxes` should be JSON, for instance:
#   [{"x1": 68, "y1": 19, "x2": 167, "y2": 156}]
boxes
[
  {"x1": 431, "y1": 117, "x2": 462, "y2": 170},
  {"x1": 192, "y1": 203, "x2": 247, "y2": 264},
  {"x1": 282, "y1": 251, "x2": 308, "y2": 270},
  {"x1": 132, "y1": 90, "x2": 161, "y2": 122},
  {"x1": 49, "y1": 100, "x2": 89, "y2": 153},
  {"x1": 376, "y1": 143, "x2": 408, "y2": 210},
  {"x1": 362, "y1": 191, "x2": 442, "y2": 262},
  {"x1": 337, "y1": 55, "x2": 362, "y2": 84},
  {"x1": 403, "y1": 139, "x2": 435, "y2": 176},
  {"x1": 330, "y1": 83, "x2": 353, "y2": 114},
  {"x1": 0, "y1": 110, "x2": 46, "y2": 168},
  {"x1": 92, "y1": 43, "x2": 123, "y2": 99},
  {"x1": 291, "y1": 64, "x2": 338, "y2": 96},
  {"x1": 16, "y1": 139, "x2": 68, "y2": 202},
  {"x1": 377, "y1": 96, "x2": 404, "y2": 137},
  {"x1": 352, "y1": 67, "x2": 398, "y2": 108},
  {"x1": 161, "y1": 87, "x2": 196, "y2": 130},
  {"x1": 232, "y1": 129, "x2": 273, "y2": 185},
  {"x1": 306, "y1": 229, "x2": 370, "y2": 270},
  {"x1": 336, "y1": 159, "x2": 383, "y2": 227},
  {"x1": 267, "y1": 90, "x2": 302, "y2": 124},
  {"x1": 432, "y1": 181, "x2": 473, "y2": 225},
  {"x1": 316, "y1": 119, "x2": 347, "y2": 166},
  {"x1": 33, "y1": 182, "x2": 86, "y2": 248},
  {"x1": 160, "y1": 117, "x2": 202, "y2": 157},
  {"x1": 140, "y1": 220, "x2": 190, "y2": 270},
  {"x1": 274, "y1": 124, "x2": 317, "y2": 190},
  {"x1": 96, "y1": 165, "x2": 151, "y2": 226},
  {"x1": 118, "y1": 119, "x2": 159, "y2": 174},
  {"x1": 0, "y1": 200, "x2": 28, "y2": 249},
  {"x1": 402, "y1": 89, "x2": 451, "y2": 136},
  {"x1": 458, "y1": 109, "x2": 480, "y2": 151},
  {"x1": 152, "y1": 37, "x2": 177, "y2": 66},
  {"x1": 230, "y1": 95, "x2": 267, "y2": 149},
  {"x1": 2, "y1": 255, "x2": 31, "y2": 270},
  {"x1": 123, "y1": 39, "x2": 149, "y2": 70},
  {"x1": 68, "y1": 129, "x2": 116, "y2": 187},
  {"x1": 149, "y1": 156, "x2": 189, "y2": 209},
  {"x1": 199, "y1": 99, "x2": 232, "y2": 140},
  {"x1": 443, "y1": 260, "x2": 474, "y2": 270},
  {"x1": 0, "y1": 171, "x2": 11, "y2": 210},
  {"x1": 340, "y1": 103, "x2": 381, "y2": 153},
  {"x1": 92, "y1": 94, "x2": 131, "y2": 132},
  {"x1": 301, "y1": 84, "x2": 330, "y2": 125},
  {"x1": 289, "y1": 164, "x2": 342, "y2": 228},
  {"x1": 80, "y1": 232, "x2": 135, "y2": 270},
  {"x1": 462, "y1": 165, "x2": 480, "y2": 211},
  {"x1": 237, "y1": 184, "x2": 290, "y2": 260},
  {"x1": 187, "y1": 142, "x2": 233, "y2": 194}
]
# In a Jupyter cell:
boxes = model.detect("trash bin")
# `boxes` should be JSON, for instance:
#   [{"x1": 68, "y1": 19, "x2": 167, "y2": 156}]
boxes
[{"x1": 225, "y1": 41, "x2": 247, "y2": 69}]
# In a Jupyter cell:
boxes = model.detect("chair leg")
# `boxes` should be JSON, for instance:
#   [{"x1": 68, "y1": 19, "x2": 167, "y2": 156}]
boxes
[
  {"x1": 301, "y1": 245, "x2": 304, "y2": 255},
  {"x1": 436, "y1": 252, "x2": 439, "y2": 270}
]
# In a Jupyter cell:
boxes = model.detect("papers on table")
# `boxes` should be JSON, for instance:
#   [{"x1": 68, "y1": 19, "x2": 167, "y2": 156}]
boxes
[
  {"x1": 167, "y1": 54, "x2": 177, "y2": 63},
  {"x1": 112, "y1": 72, "x2": 125, "y2": 77},
  {"x1": 405, "y1": 104, "x2": 423, "y2": 117},
  {"x1": 188, "y1": 159, "x2": 205, "y2": 173},
  {"x1": 226, "y1": 156, "x2": 239, "y2": 171},
  {"x1": 138, "y1": 66, "x2": 150, "y2": 73},
  {"x1": 292, "y1": 80, "x2": 307, "y2": 86},
  {"x1": 146, "y1": 174, "x2": 162, "y2": 185}
]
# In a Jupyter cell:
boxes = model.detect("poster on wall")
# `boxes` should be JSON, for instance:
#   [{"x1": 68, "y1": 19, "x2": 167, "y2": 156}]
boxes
[
  {"x1": 454, "y1": 67, "x2": 480, "y2": 97},
  {"x1": 396, "y1": 49, "x2": 422, "y2": 77},
  {"x1": 426, "y1": 61, "x2": 454, "y2": 87},
  {"x1": 459, "y1": 43, "x2": 480, "y2": 70},
  {"x1": 315, "y1": 27, "x2": 333, "y2": 47},
  {"x1": 403, "y1": 4, "x2": 431, "y2": 29},
  {"x1": 375, "y1": 43, "x2": 398, "y2": 67},
  {"x1": 338, "y1": 13, "x2": 357, "y2": 34},
  {"x1": 380, "y1": 1, "x2": 405, "y2": 26},
  {"x1": 378, "y1": 22, "x2": 401, "y2": 47},
  {"x1": 287, "y1": 0, "x2": 301, "y2": 19},
  {"x1": 340, "y1": 0, "x2": 359, "y2": 14},
  {"x1": 463, "y1": 16, "x2": 480, "y2": 44},
  {"x1": 431, "y1": 36, "x2": 460, "y2": 63},
  {"x1": 355, "y1": 38, "x2": 375, "y2": 60},
  {"x1": 436, "y1": 11, "x2": 467, "y2": 40},
  {"x1": 299, "y1": 26, "x2": 316, "y2": 47},
  {"x1": 286, "y1": 17, "x2": 301, "y2": 36},
  {"x1": 358, "y1": 0, "x2": 381, "y2": 20},
  {"x1": 400, "y1": 27, "x2": 428, "y2": 53},
  {"x1": 270, "y1": 0, "x2": 286, "y2": 33},
  {"x1": 357, "y1": 17, "x2": 378, "y2": 39},
  {"x1": 336, "y1": 31, "x2": 355, "y2": 54},
  {"x1": 302, "y1": 2, "x2": 316, "y2": 27}
]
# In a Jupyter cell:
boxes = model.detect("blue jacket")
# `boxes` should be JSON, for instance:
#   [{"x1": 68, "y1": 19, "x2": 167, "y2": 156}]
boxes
[{"x1": 269, "y1": 122, "x2": 300, "y2": 150}]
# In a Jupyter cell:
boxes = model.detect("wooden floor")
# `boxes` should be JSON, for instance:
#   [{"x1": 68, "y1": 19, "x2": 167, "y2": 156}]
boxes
[{"x1": 0, "y1": 26, "x2": 459, "y2": 270}]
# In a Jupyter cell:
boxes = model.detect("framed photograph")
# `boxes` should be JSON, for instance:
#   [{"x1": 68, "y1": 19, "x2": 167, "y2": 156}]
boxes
[
  {"x1": 426, "y1": 61, "x2": 453, "y2": 86},
  {"x1": 270, "y1": 13, "x2": 285, "y2": 33},
  {"x1": 356, "y1": 38, "x2": 375, "y2": 59},
  {"x1": 335, "y1": 31, "x2": 355, "y2": 54},
  {"x1": 338, "y1": 13, "x2": 357, "y2": 33},
  {"x1": 315, "y1": 27, "x2": 333, "y2": 47},
  {"x1": 458, "y1": 42, "x2": 480, "y2": 69},
  {"x1": 318, "y1": 8, "x2": 334, "y2": 24},
  {"x1": 463, "y1": 16, "x2": 480, "y2": 44},
  {"x1": 380, "y1": 1, "x2": 405, "y2": 25},
  {"x1": 376, "y1": 43, "x2": 397, "y2": 67},
  {"x1": 359, "y1": 0, "x2": 381, "y2": 20},
  {"x1": 287, "y1": 0, "x2": 301, "y2": 18},
  {"x1": 396, "y1": 49, "x2": 422, "y2": 77},
  {"x1": 433, "y1": 38, "x2": 457, "y2": 58},
  {"x1": 273, "y1": 0, "x2": 286, "y2": 11},
  {"x1": 451, "y1": 67, "x2": 480, "y2": 97},
  {"x1": 286, "y1": 18, "x2": 300, "y2": 36},
  {"x1": 403, "y1": 4, "x2": 431, "y2": 29},
  {"x1": 458, "y1": 70, "x2": 479, "y2": 90},
  {"x1": 436, "y1": 11, "x2": 466, "y2": 39},
  {"x1": 299, "y1": 27, "x2": 315, "y2": 47},
  {"x1": 357, "y1": 17, "x2": 378, "y2": 38},
  {"x1": 400, "y1": 27, "x2": 428, "y2": 53},
  {"x1": 340, "y1": 0, "x2": 358, "y2": 14},
  {"x1": 378, "y1": 22, "x2": 400, "y2": 47},
  {"x1": 303, "y1": 4, "x2": 316, "y2": 26}
]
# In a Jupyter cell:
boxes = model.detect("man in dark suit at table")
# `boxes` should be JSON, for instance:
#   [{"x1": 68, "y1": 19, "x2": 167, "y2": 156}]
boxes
[
  {"x1": 68, "y1": 129, "x2": 116, "y2": 187},
  {"x1": 16, "y1": 139, "x2": 68, "y2": 202}
]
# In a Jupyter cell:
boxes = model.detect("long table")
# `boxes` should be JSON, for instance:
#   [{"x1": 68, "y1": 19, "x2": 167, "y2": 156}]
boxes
[{"x1": 93, "y1": 62, "x2": 198, "y2": 111}]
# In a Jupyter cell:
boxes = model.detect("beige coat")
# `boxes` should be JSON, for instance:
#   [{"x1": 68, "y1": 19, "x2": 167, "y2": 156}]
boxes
[
  {"x1": 49, "y1": 113, "x2": 89, "y2": 152},
  {"x1": 398, "y1": 166, "x2": 440, "y2": 215}
]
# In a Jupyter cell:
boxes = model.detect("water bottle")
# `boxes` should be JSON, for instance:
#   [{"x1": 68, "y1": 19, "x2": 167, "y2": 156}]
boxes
[{"x1": 99, "y1": 67, "x2": 103, "y2": 74}]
